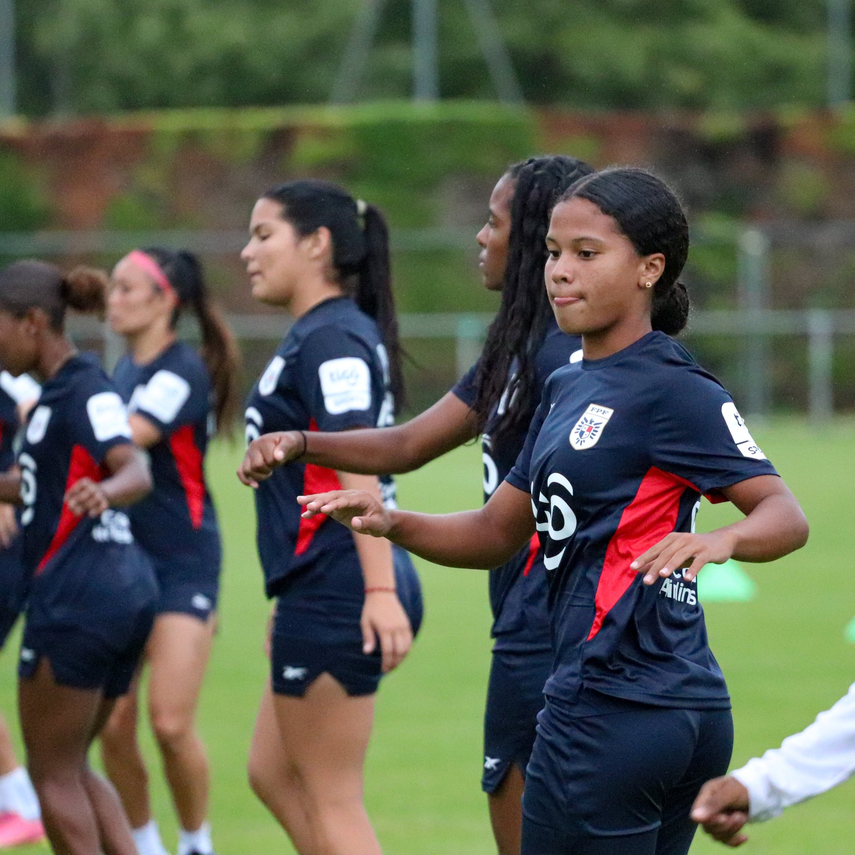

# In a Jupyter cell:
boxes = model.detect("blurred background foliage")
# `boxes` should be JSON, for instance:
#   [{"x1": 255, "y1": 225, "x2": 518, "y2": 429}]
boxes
[{"x1": 10, "y1": 0, "x2": 838, "y2": 116}]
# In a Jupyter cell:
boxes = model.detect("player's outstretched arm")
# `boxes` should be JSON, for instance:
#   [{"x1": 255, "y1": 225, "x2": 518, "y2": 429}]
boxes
[
  {"x1": 299, "y1": 480, "x2": 534, "y2": 570},
  {"x1": 691, "y1": 776, "x2": 750, "y2": 847},
  {"x1": 0, "y1": 472, "x2": 21, "y2": 506},
  {"x1": 633, "y1": 475, "x2": 808, "y2": 585},
  {"x1": 65, "y1": 444, "x2": 152, "y2": 517},
  {"x1": 238, "y1": 393, "x2": 480, "y2": 487}
]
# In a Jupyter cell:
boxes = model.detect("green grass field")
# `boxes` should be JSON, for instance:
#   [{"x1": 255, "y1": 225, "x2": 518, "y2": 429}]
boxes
[{"x1": 2, "y1": 417, "x2": 854, "y2": 854}]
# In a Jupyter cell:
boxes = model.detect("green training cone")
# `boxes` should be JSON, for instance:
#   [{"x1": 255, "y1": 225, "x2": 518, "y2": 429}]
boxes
[
  {"x1": 844, "y1": 616, "x2": 855, "y2": 644},
  {"x1": 697, "y1": 559, "x2": 756, "y2": 603}
]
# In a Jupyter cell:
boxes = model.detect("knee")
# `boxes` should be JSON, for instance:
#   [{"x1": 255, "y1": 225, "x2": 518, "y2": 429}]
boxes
[
  {"x1": 248, "y1": 751, "x2": 298, "y2": 805},
  {"x1": 100, "y1": 700, "x2": 138, "y2": 746},
  {"x1": 150, "y1": 707, "x2": 194, "y2": 753}
]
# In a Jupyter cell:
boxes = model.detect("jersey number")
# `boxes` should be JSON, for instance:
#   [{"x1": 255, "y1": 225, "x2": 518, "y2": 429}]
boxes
[{"x1": 18, "y1": 452, "x2": 37, "y2": 526}]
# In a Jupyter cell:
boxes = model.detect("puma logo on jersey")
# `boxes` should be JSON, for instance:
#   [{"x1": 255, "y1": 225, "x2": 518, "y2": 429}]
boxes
[
  {"x1": 484, "y1": 756, "x2": 501, "y2": 771},
  {"x1": 282, "y1": 666, "x2": 308, "y2": 681},
  {"x1": 659, "y1": 576, "x2": 698, "y2": 606}
]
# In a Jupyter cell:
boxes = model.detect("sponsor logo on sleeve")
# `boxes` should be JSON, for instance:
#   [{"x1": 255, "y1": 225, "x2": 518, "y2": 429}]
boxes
[
  {"x1": 258, "y1": 356, "x2": 286, "y2": 397},
  {"x1": 569, "y1": 403, "x2": 614, "y2": 450},
  {"x1": 87, "y1": 392, "x2": 132, "y2": 441},
  {"x1": 721, "y1": 402, "x2": 767, "y2": 460},
  {"x1": 25, "y1": 405, "x2": 52, "y2": 444},
  {"x1": 136, "y1": 370, "x2": 191, "y2": 424},
  {"x1": 318, "y1": 357, "x2": 371, "y2": 414}
]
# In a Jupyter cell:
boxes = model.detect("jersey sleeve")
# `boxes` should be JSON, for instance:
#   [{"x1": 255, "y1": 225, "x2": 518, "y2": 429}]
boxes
[
  {"x1": 450, "y1": 361, "x2": 479, "y2": 409},
  {"x1": 651, "y1": 371, "x2": 778, "y2": 497},
  {"x1": 296, "y1": 328, "x2": 380, "y2": 432},
  {"x1": 71, "y1": 377, "x2": 134, "y2": 465},
  {"x1": 131, "y1": 362, "x2": 210, "y2": 438},
  {"x1": 505, "y1": 379, "x2": 552, "y2": 493}
]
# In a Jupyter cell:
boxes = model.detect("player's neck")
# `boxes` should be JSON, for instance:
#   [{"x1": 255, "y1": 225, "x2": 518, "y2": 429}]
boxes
[
  {"x1": 288, "y1": 274, "x2": 344, "y2": 320},
  {"x1": 36, "y1": 335, "x2": 77, "y2": 382},
  {"x1": 128, "y1": 323, "x2": 177, "y2": 365}
]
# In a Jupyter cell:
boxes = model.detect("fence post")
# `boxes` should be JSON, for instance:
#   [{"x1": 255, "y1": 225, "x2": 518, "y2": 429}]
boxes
[
  {"x1": 808, "y1": 309, "x2": 834, "y2": 422},
  {"x1": 737, "y1": 228, "x2": 770, "y2": 418},
  {"x1": 455, "y1": 313, "x2": 484, "y2": 378}
]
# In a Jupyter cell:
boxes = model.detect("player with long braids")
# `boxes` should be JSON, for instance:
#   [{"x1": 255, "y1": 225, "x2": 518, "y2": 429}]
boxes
[
  {"x1": 239, "y1": 154, "x2": 592, "y2": 854},
  {"x1": 99, "y1": 247, "x2": 240, "y2": 855}
]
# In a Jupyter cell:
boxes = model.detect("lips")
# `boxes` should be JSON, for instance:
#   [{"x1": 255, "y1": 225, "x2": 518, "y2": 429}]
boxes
[{"x1": 551, "y1": 294, "x2": 581, "y2": 307}]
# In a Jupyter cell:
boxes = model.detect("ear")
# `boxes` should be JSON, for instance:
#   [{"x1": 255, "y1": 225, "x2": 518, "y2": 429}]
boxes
[
  {"x1": 23, "y1": 306, "x2": 50, "y2": 336},
  {"x1": 303, "y1": 226, "x2": 334, "y2": 263},
  {"x1": 638, "y1": 253, "x2": 666, "y2": 288}
]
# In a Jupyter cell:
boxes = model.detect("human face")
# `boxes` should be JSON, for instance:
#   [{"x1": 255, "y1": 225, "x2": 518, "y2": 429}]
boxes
[
  {"x1": 544, "y1": 197, "x2": 664, "y2": 357},
  {"x1": 476, "y1": 173, "x2": 515, "y2": 291},
  {"x1": 0, "y1": 310, "x2": 37, "y2": 377},
  {"x1": 241, "y1": 198, "x2": 309, "y2": 307},
  {"x1": 107, "y1": 256, "x2": 173, "y2": 337}
]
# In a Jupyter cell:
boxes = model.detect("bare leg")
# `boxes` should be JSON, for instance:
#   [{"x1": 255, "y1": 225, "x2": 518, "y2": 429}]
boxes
[
  {"x1": 19, "y1": 658, "x2": 135, "y2": 855},
  {"x1": 0, "y1": 714, "x2": 19, "y2": 775},
  {"x1": 273, "y1": 674, "x2": 380, "y2": 855},
  {"x1": 488, "y1": 764, "x2": 525, "y2": 855},
  {"x1": 100, "y1": 673, "x2": 152, "y2": 829},
  {"x1": 146, "y1": 613, "x2": 215, "y2": 833},
  {"x1": 247, "y1": 680, "x2": 317, "y2": 854}
]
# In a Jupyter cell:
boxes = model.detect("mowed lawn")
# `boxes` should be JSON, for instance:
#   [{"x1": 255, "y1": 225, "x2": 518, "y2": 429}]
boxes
[{"x1": 1, "y1": 418, "x2": 854, "y2": 854}]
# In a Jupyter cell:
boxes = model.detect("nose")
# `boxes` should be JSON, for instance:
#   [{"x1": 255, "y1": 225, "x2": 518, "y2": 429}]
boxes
[
  {"x1": 240, "y1": 241, "x2": 252, "y2": 263},
  {"x1": 549, "y1": 255, "x2": 572, "y2": 284},
  {"x1": 476, "y1": 224, "x2": 488, "y2": 249}
]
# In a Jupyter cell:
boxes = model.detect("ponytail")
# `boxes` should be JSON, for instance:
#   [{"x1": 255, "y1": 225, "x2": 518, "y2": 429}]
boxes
[
  {"x1": 140, "y1": 247, "x2": 242, "y2": 436},
  {"x1": 0, "y1": 259, "x2": 106, "y2": 329}
]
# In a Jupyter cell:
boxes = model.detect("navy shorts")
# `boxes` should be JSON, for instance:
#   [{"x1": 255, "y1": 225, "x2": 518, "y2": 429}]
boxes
[
  {"x1": 271, "y1": 547, "x2": 423, "y2": 697},
  {"x1": 19, "y1": 545, "x2": 159, "y2": 699},
  {"x1": 482, "y1": 646, "x2": 551, "y2": 793},
  {"x1": 521, "y1": 690, "x2": 733, "y2": 855},
  {"x1": 149, "y1": 535, "x2": 221, "y2": 622}
]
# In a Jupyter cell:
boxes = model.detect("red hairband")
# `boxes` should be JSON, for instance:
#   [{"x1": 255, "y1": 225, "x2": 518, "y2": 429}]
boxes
[{"x1": 124, "y1": 250, "x2": 176, "y2": 298}]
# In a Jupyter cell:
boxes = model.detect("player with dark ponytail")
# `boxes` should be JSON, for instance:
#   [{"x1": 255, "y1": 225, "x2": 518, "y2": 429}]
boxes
[
  {"x1": 98, "y1": 247, "x2": 240, "y2": 855},
  {"x1": 0, "y1": 259, "x2": 157, "y2": 855},
  {"x1": 239, "y1": 155, "x2": 592, "y2": 854},
  {"x1": 239, "y1": 179, "x2": 422, "y2": 855}
]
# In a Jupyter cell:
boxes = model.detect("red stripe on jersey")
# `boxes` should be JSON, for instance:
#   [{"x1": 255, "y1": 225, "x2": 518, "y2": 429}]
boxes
[
  {"x1": 36, "y1": 445, "x2": 101, "y2": 575},
  {"x1": 522, "y1": 533, "x2": 540, "y2": 577},
  {"x1": 294, "y1": 419, "x2": 342, "y2": 557},
  {"x1": 170, "y1": 424, "x2": 205, "y2": 529},
  {"x1": 586, "y1": 466, "x2": 691, "y2": 641}
]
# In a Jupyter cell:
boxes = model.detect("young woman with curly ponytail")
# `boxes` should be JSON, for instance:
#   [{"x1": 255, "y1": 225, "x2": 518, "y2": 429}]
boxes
[
  {"x1": 0, "y1": 259, "x2": 156, "y2": 855},
  {"x1": 98, "y1": 247, "x2": 240, "y2": 855}
]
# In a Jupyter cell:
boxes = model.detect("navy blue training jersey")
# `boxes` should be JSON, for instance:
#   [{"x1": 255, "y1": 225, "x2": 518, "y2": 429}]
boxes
[
  {"x1": 112, "y1": 341, "x2": 219, "y2": 561},
  {"x1": 245, "y1": 297, "x2": 397, "y2": 598},
  {"x1": 453, "y1": 318, "x2": 581, "y2": 649},
  {"x1": 17, "y1": 354, "x2": 138, "y2": 577},
  {"x1": 0, "y1": 380, "x2": 19, "y2": 474},
  {"x1": 506, "y1": 331, "x2": 778, "y2": 708}
]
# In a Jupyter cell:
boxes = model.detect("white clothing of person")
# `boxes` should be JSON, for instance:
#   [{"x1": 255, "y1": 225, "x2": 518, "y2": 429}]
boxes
[{"x1": 732, "y1": 680, "x2": 855, "y2": 821}]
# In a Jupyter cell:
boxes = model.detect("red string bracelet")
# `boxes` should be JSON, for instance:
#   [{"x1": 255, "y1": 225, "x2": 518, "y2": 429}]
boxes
[{"x1": 364, "y1": 586, "x2": 397, "y2": 594}]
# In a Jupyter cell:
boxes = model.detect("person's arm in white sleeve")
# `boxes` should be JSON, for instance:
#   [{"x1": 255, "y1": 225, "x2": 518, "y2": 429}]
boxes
[{"x1": 731, "y1": 680, "x2": 855, "y2": 822}]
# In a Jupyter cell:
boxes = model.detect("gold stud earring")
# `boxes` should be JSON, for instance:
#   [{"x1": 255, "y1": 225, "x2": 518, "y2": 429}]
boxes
[{"x1": 645, "y1": 282, "x2": 653, "y2": 289}]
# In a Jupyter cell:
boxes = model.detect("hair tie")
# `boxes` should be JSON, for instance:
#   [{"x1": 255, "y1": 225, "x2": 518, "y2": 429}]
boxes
[
  {"x1": 124, "y1": 250, "x2": 176, "y2": 299},
  {"x1": 355, "y1": 198, "x2": 367, "y2": 217}
]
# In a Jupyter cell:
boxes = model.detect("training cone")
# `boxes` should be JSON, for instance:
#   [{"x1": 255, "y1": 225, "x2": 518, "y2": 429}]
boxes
[
  {"x1": 697, "y1": 559, "x2": 756, "y2": 603},
  {"x1": 844, "y1": 617, "x2": 855, "y2": 644}
]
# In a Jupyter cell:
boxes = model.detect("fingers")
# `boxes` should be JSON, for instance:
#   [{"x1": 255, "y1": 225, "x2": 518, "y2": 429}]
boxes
[
  {"x1": 362, "y1": 596, "x2": 414, "y2": 672},
  {"x1": 632, "y1": 533, "x2": 724, "y2": 585},
  {"x1": 64, "y1": 479, "x2": 109, "y2": 517},
  {"x1": 238, "y1": 433, "x2": 295, "y2": 487},
  {"x1": 691, "y1": 776, "x2": 750, "y2": 846}
]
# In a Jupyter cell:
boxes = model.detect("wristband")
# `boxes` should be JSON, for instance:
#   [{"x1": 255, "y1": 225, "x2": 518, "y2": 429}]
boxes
[
  {"x1": 364, "y1": 586, "x2": 397, "y2": 594},
  {"x1": 297, "y1": 430, "x2": 308, "y2": 457}
]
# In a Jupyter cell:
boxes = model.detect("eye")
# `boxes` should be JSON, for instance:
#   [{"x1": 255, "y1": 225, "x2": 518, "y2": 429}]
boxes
[
  {"x1": 547, "y1": 248, "x2": 560, "y2": 259},
  {"x1": 578, "y1": 249, "x2": 597, "y2": 259}
]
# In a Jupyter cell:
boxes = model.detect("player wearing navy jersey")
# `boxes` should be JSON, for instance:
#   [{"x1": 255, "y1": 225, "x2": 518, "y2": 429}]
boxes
[
  {"x1": 0, "y1": 260, "x2": 156, "y2": 855},
  {"x1": 293, "y1": 168, "x2": 810, "y2": 855},
  {"x1": 99, "y1": 248, "x2": 240, "y2": 855},
  {"x1": 238, "y1": 180, "x2": 422, "y2": 855},
  {"x1": 239, "y1": 155, "x2": 592, "y2": 855},
  {"x1": 0, "y1": 371, "x2": 45, "y2": 848}
]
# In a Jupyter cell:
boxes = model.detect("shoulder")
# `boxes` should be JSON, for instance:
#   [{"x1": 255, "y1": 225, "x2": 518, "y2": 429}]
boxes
[
  {"x1": 155, "y1": 341, "x2": 209, "y2": 384},
  {"x1": 536, "y1": 324, "x2": 582, "y2": 376}
]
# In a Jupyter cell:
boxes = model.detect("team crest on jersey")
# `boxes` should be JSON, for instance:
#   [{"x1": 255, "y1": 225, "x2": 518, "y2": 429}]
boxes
[{"x1": 569, "y1": 403, "x2": 614, "y2": 450}]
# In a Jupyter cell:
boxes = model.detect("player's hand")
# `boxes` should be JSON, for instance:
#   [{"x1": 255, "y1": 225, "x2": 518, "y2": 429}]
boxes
[
  {"x1": 0, "y1": 502, "x2": 18, "y2": 549},
  {"x1": 65, "y1": 478, "x2": 110, "y2": 517},
  {"x1": 691, "y1": 776, "x2": 751, "y2": 847},
  {"x1": 297, "y1": 490, "x2": 392, "y2": 537},
  {"x1": 631, "y1": 531, "x2": 736, "y2": 585},
  {"x1": 238, "y1": 431, "x2": 304, "y2": 488},
  {"x1": 362, "y1": 590, "x2": 413, "y2": 673}
]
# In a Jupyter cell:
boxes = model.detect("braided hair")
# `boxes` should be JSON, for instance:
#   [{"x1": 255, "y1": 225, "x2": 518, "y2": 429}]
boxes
[{"x1": 471, "y1": 155, "x2": 594, "y2": 444}]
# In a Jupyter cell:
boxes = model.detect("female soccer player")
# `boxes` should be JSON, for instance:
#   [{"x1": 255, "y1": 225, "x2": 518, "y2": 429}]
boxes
[
  {"x1": 237, "y1": 154, "x2": 591, "y2": 855},
  {"x1": 99, "y1": 248, "x2": 240, "y2": 855},
  {"x1": 0, "y1": 370, "x2": 44, "y2": 848},
  {"x1": 0, "y1": 259, "x2": 157, "y2": 855},
  {"x1": 239, "y1": 179, "x2": 423, "y2": 855},
  {"x1": 273, "y1": 167, "x2": 810, "y2": 855}
]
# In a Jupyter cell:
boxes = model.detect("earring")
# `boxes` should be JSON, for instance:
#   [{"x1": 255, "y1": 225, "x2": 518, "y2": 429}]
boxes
[{"x1": 644, "y1": 282, "x2": 653, "y2": 289}]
